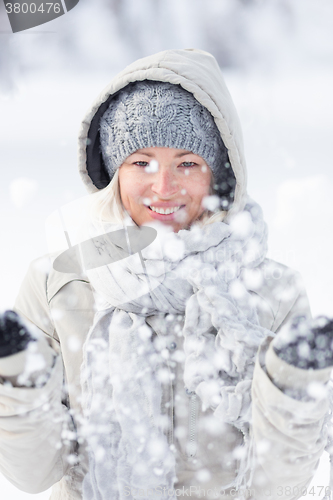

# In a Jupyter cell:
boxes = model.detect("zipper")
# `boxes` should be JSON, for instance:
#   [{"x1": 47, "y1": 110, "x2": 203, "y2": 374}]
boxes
[
  {"x1": 163, "y1": 346, "x2": 174, "y2": 446},
  {"x1": 168, "y1": 373, "x2": 174, "y2": 445},
  {"x1": 186, "y1": 390, "x2": 198, "y2": 458},
  {"x1": 150, "y1": 323, "x2": 175, "y2": 446}
]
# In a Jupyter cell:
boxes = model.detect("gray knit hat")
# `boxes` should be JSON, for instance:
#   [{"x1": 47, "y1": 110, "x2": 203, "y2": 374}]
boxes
[{"x1": 99, "y1": 81, "x2": 235, "y2": 207}]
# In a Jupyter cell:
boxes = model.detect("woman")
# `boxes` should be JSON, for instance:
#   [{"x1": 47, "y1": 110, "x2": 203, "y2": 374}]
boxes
[{"x1": 0, "y1": 49, "x2": 332, "y2": 500}]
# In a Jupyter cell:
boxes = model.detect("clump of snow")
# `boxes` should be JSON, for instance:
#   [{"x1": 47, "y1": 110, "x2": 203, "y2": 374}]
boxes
[
  {"x1": 307, "y1": 381, "x2": 327, "y2": 400},
  {"x1": 233, "y1": 444, "x2": 247, "y2": 460},
  {"x1": 174, "y1": 208, "x2": 188, "y2": 225},
  {"x1": 142, "y1": 197, "x2": 151, "y2": 206},
  {"x1": 202, "y1": 195, "x2": 220, "y2": 211},
  {"x1": 201, "y1": 415, "x2": 226, "y2": 436},
  {"x1": 24, "y1": 350, "x2": 47, "y2": 373},
  {"x1": 242, "y1": 268, "x2": 264, "y2": 290},
  {"x1": 157, "y1": 368, "x2": 170, "y2": 384},
  {"x1": 256, "y1": 439, "x2": 271, "y2": 456},
  {"x1": 9, "y1": 177, "x2": 38, "y2": 209},
  {"x1": 67, "y1": 336, "x2": 81, "y2": 352},
  {"x1": 94, "y1": 447, "x2": 106, "y2": 463},
  {"x1": 297, "y1": 341, "x2": 311, "y2": 361},
  {"x1": 138, "y1": 324, "x2": 152, "y2": 341},
  {"x1": 174, "y1": 425, "x2": 186, "y2": 439},
  {"x1": 229, "y1": 279, "x2": 247, "y2": 299},
  {"x1": 229, "y1": 211, "x2": 252, "y2": 239},
  {"x1": 51, "y1": 308, "x2": 64, "y2": 321},
  {"x1": 163, "y1": 236, "x2": 185, "y2": 261},
  {"x1": 145, "y1": 160, "x2": 159, "y2": 173},
  {"x1": 196, "y1": 468, "x2": 211, "y2": 483}
]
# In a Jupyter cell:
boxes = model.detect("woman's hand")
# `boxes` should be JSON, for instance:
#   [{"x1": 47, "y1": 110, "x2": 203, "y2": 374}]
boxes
[
  {"x1": 0, "y1": 310, "x2": 35, "y2": 359},
  {"x1": 272, "y1": 315, "x2": 333, "y2": 370},
  {"x1": 0, "y1": 310, "x2": 54, "y2": 386}
]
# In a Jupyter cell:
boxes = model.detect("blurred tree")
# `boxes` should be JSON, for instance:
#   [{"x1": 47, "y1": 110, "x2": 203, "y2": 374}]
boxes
[{"x1": 0, "y1": 0, "x2": 332, "y2": 93}]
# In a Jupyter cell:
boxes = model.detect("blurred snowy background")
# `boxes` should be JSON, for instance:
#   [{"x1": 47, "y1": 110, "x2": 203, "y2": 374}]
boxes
[{"x1": 0, "y1": 0, "x2": 333, "y2": 498}]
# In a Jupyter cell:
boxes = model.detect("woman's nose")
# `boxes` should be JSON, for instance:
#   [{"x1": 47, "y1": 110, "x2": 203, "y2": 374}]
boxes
[{"x1": 151, "y1": 166, "x2": 179, "y2": 198}]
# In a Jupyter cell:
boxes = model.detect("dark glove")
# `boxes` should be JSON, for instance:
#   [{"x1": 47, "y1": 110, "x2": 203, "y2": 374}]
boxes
[
  {"x1": 273, "y1": 315, "x2": 333, "y2": 370},
  {"x1": 0, "y1": 310, "x2": 35, "y2": 358}
]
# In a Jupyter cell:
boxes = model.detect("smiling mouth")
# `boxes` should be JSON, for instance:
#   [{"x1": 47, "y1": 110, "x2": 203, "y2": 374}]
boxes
[{"x1": 148, "y1": 205, "x2": 183, "y2": 215}]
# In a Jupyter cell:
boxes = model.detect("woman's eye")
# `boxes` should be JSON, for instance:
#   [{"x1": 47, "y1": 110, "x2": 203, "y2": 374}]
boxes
[
  {"x1": 180, "y1": 161, "x2": 196, "y2": 167},
  {"x1": 134, "y1": 161, "x2": 149, "y2": 167}
]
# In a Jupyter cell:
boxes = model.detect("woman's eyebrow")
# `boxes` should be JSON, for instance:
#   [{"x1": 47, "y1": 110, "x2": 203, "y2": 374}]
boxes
[
  {"x1": 135, "y1": 151, "x2": 154, "y2": 157},
  {"x1": 175, "y1": 151, "x2": 193, "y2": 157}
]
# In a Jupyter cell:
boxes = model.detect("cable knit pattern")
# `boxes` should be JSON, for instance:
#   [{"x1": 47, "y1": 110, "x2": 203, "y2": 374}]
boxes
[{"x1": 100, "y1": 81, "x2": 229, "y2": 180}]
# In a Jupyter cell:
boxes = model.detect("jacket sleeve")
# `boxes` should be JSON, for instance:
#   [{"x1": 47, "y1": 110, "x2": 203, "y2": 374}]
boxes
[
  {"x1": 251, "y1": 273, "x2": 331, "y2": 500},
  {"x1": 0, "y1": 257, "x2": 76, "y2": 494}
]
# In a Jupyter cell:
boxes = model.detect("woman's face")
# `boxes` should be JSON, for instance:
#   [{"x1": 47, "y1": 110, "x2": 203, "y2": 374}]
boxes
[{"x1": 118, "y1": 147, "x2": 212, "y2": 232}]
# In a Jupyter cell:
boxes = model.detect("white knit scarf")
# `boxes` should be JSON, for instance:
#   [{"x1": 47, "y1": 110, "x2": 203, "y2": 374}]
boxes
[{"x1": 80, "y1": 199, "x2": 271, "y2": 500}]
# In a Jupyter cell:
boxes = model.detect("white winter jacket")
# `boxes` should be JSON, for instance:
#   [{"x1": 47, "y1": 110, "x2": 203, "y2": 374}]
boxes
[{"x1": 0, "y1": 49, "x2": 331, "y2": 500}]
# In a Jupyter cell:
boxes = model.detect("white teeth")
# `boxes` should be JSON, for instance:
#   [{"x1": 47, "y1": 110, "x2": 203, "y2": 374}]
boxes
[{"x1": 149, "y1": 206, "x2": 181, "y2": 215}]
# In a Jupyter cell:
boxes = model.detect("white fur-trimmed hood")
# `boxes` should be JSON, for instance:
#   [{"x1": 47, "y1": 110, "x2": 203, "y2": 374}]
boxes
[{"x1": 78, "y1": 48, "x2": 247, "y2": 216}]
